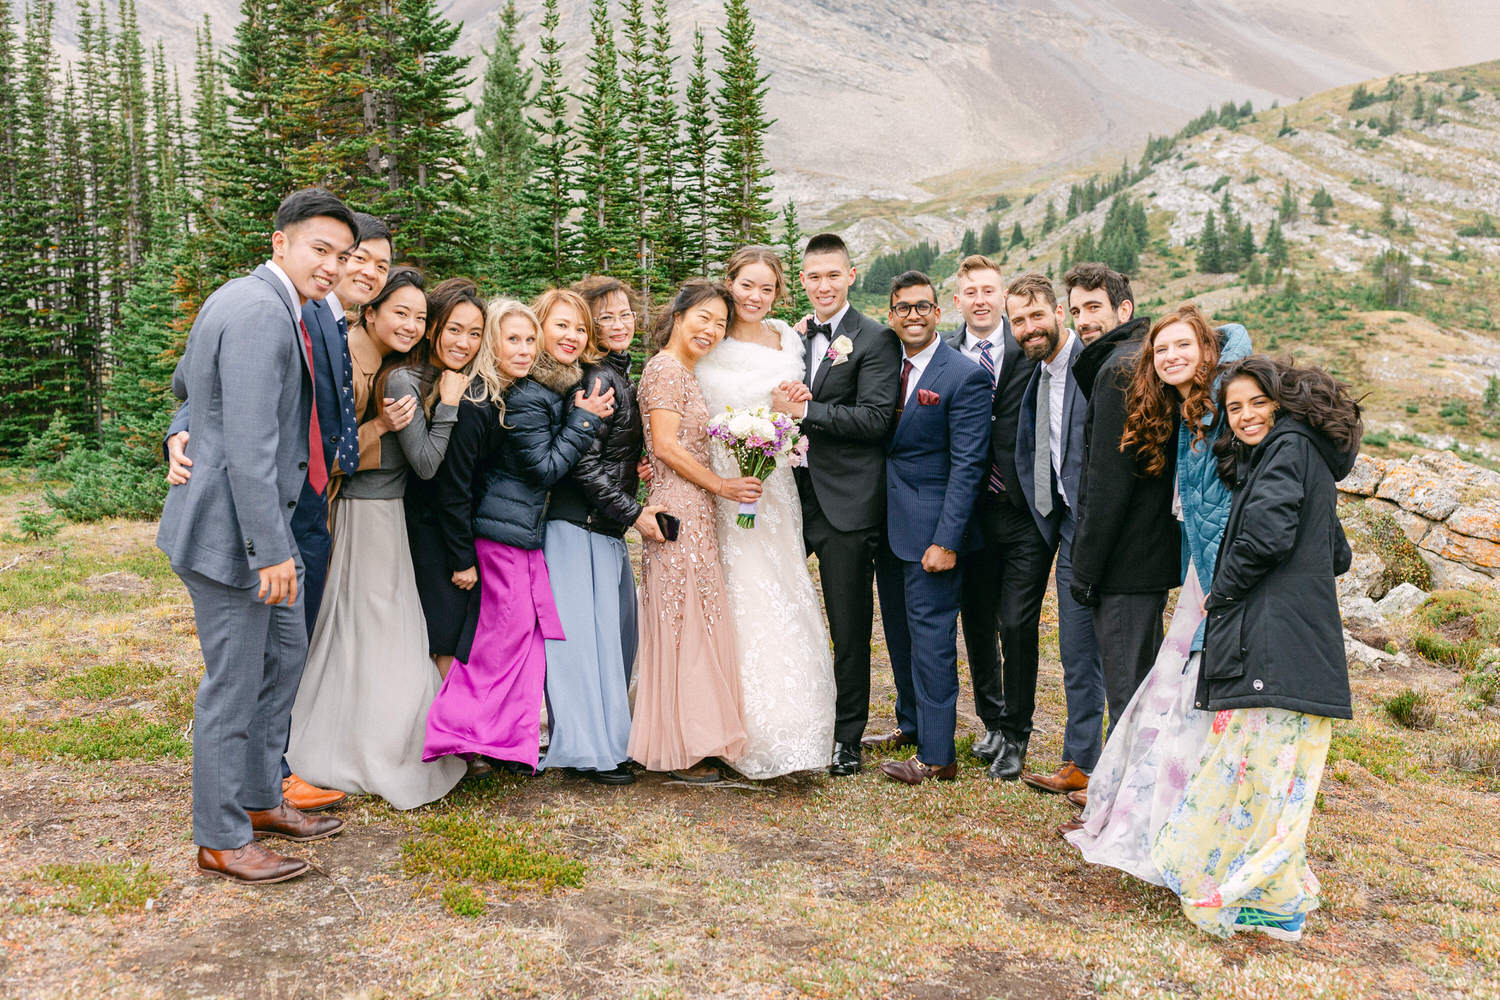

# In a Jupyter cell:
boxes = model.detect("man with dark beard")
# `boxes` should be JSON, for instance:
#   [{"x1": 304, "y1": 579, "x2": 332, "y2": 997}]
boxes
[
  {"x1": 1008, "y1": 273, "x2": 1104, "y2": 799},
  {"x1": 1065, "y1": 263, "x2": 1179, "y2": 755}
]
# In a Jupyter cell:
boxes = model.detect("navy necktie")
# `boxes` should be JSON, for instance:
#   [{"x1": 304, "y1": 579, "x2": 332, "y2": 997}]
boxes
[{"x1": 334, "y1": 313, "x2": 360, "y2": 475}]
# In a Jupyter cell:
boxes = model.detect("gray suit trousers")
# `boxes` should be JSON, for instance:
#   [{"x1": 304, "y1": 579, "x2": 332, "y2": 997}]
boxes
[{"x1": 180, "y1": 567, "x2": 307, "y2": 849}]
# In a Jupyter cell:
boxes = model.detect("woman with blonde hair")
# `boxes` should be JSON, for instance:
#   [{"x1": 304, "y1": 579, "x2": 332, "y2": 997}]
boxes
[
  {"x1": 423, "y1": 291, "x2": 614, "y2": 771},
  {"x1": 693, "y1": 246, "x2": 835, "y2": 778}
]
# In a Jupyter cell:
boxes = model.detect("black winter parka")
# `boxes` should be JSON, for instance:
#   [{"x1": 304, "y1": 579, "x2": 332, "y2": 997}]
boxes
[
  {"x1": 473, "y1": 353, "x2": 604, "y2": 551},
  {"x1": 1198, "y1": 418, "x2": 1357, "y2": 719},
  {"x1": 546, "y1": 350, "x2": 644, "y2": 537}
]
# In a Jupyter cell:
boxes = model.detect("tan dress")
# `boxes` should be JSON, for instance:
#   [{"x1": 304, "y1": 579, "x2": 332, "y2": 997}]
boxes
[{"x1": 627, "y1": 353, "x2": 747, "y2": 771}]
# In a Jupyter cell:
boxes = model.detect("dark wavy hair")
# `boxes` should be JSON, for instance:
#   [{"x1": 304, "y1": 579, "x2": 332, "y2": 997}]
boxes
[
  {"x1": 361, "y1": 266, "x2": 426, "y2": 420},
  {"x1": 392, "y1": 277, "x2": 488, "y2": 417},
  {"x1": 1211, "y1": 355, "x2": 1365, "y2": 484},
  {"x1": 1119, "y1": 303, "x2": 1223, "y2": 476},
  {"x1": 652, "y1": 279, "x2": 734, "y2": 350}
]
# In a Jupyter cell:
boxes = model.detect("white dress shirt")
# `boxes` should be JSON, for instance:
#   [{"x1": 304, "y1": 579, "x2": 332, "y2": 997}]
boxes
[
  {"x1": 808, "y1": 301, "x2": 852, "y2": 385},
  {"x1": 900, "y1": 335, "x2": 941, "y2": 405},
  {"x1": 1041, "y1": 328, "x2": 1074, "y2": 504},
  {"x1": 960, "y1": 325, "x2": 1007, "y2": 385},
  {"x1": 264, "y1": 260, "x2": 301, "y2": 309}
]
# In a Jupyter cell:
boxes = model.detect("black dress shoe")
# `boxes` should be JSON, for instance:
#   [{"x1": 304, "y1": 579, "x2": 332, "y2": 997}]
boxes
[
  {"x1": 828, "y1": 742, "x2": 862, "y2": 777},
  {"x1": 986, "y1": 736, "x2": 1028, "y2": 781},
  {"x1": 570, "y1": 766, "x2": 636, "y2": 785},
  {"x1": 971, "y1": 729, "x2": 1006, "y2": 764}
]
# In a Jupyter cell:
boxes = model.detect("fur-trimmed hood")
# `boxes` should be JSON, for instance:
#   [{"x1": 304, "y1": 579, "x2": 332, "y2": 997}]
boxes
[{"x1": 526, "y1": 349, "x2": 584, "y2": 396}]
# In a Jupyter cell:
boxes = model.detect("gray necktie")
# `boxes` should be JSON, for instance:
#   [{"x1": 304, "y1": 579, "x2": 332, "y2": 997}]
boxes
[{"x1": 1034, "y1": 368, "x2": 1053, "y2": 517}]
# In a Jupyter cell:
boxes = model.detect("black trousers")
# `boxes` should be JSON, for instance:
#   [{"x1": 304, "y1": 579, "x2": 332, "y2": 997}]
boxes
[
  {"x1": 803, "y1": 502, "x2": 880, "y2": 745},
  {"x1": 957, "y1": 495, "x2": 1052, "y2": 740},
  {"x1": 1092, "y1": 590, "x2": 1169, "y2": 727}
]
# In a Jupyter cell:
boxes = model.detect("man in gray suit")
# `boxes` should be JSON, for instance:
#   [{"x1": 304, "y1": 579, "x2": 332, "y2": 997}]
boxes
[{"x1": 157, "y1": 189, "x2": 357, "y2": 884}]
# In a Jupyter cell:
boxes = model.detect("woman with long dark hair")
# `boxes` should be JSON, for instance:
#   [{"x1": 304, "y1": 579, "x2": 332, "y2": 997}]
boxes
[
  {"x1": 1065, "y1": 303, "x2": 1249, "y2": 861},
  {"x1": 423, "y1": 291, "x2": 614, "y2": 772},
  {"x1": 391, "y1": 278, "x2": 487, "y2": 679},
  {"x1": 628, "y1": 279, "x2": 759, "y2": 783},
  {"x1": 1153, "y1": 356, "x2": 1361, "y2": 941},
  {"x1": 287, "y1": 267, "x2": 466, "y2": 808}
]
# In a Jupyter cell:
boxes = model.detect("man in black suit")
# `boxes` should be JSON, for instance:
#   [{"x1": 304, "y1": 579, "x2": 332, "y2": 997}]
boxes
[
  {"x1": 938, "y1": 255, "x2": 1052, "y2": 781},
  {"x1": 772, "y1": 233, "x2": 902, "y2": 777},
  {"x1": 1066, "y1": 263, "x2": 1180, "y2": 730}
]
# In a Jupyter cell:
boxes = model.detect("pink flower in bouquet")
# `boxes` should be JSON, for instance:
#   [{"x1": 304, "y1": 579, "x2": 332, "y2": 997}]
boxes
[{"x1": 790, "y1": 436, "x2": 810, "y2": 468}]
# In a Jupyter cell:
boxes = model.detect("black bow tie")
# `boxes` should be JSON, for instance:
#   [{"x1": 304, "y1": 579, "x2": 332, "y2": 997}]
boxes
[{"x1": 808, "y1": 321, "x2": 833, "y2": 339}]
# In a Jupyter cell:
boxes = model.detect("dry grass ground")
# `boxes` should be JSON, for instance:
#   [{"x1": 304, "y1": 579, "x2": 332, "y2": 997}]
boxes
[{"x1": 1, "y1": 476, "x2": 1497, "y2": 1000}]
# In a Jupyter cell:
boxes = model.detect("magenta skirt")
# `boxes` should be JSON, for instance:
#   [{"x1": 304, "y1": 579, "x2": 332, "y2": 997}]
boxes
[{"x1": 423, "y1": 539, "x2": 562, "y2": 768}]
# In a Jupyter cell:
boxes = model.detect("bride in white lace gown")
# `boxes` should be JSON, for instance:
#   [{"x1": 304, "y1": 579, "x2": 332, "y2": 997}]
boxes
[{"x1": 694, "y1": 250, "x2": 835, "y2": 778}]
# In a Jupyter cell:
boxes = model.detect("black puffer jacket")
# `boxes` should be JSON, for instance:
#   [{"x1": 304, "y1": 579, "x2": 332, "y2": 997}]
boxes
[
  {"x1": 1071, "y1": 316, "x2": 1182, "y2": 597},
  {"x1": 1198, "y1": 418, "x2": 1357, "y2": 718},
  {"x1": 546, "y1": 350, "x2": 644, "y2": 537},
  {"x1": 473, "y1": 352, "x2": 604, "y2": 551}
]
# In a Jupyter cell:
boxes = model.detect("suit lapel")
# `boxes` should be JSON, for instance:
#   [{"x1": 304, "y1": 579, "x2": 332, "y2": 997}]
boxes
[
  {"x1": 252, "y1": 265, "x2": 309, "y2": 379},
  {"x1": 893, "y1": 342, "x2": 948, "y2": 443},
  {"x1": 1059, "y1": 333, "x2": 1083, "y2": 446},
  {"x1": 812, "y1": 306, "x2": 860, "y2": 397}
]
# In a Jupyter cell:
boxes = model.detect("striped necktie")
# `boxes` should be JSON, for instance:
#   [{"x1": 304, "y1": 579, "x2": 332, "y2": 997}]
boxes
[{"x1": 976, "y1": 340, "x2": 1006, "y2": 494}]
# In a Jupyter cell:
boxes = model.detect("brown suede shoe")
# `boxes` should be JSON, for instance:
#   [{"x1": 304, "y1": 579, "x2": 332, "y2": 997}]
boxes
[
  {"x1": 282, "y1": 774, "x2": 346, "y2": 813},
  {"x1": 197, "y1": 842, "x2": 308, "y2": 884},
  {"x1": 248, "y1": 800, "x2": 345, "y2": 843},
  {"x1": 861, "y1": 728, "x2": 917, "y2": 752},
  {"x1": 1057, "y1": 819, "x2": 1085, "y2": 838},
  {"x1": 1065, "y1": 788, "x2": 1088, "y2": 809},
  {"x1": 878, "y1": 755, "x2": 958, "y2": 785},
  {"x1": 1021, "y1": 762, "x2": 1089, "y2": 794}
]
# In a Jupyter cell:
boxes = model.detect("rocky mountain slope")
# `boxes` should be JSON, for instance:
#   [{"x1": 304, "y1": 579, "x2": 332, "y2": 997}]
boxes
[{"x1": 50, "y1": 1, "x2": 1500, "y2": 217}]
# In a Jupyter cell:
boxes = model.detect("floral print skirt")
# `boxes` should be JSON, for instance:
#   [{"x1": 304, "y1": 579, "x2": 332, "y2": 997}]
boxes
[{"x1": 1150, "y1": 706, "x2": 1333, "y2": 936}]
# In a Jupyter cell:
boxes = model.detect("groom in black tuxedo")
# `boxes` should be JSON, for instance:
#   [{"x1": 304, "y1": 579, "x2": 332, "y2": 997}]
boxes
[{"x1": 772, "y1": 233, "x2": 901, "y2": 776}]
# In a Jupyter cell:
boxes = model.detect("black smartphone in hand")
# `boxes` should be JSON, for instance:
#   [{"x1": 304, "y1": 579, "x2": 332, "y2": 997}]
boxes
[{"x1": 655, "y1": 511, "x2": 681, "y2": 542}]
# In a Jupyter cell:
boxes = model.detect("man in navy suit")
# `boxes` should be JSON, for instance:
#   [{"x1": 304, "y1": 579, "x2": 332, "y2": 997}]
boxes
[
  {"x1": 873, "y1": 271, "x2": 993, "y2": 785},
  {"x1": 1007, "y1": 272, "x2": 1106, "y2": 803},
  {"x1": 164, "y1": 213, "x2": 397, "y2": 813}
]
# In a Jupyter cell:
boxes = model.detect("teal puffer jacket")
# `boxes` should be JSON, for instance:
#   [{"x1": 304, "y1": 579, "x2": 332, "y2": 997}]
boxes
[{"x1": 1178, "y1": 322, "x2": 1251, "y2": 649}]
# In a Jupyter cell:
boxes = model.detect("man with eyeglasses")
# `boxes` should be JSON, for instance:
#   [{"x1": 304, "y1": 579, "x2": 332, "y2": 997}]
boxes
[{"x1": 872, "y1": 270, "x2": 992, "y2": 785}]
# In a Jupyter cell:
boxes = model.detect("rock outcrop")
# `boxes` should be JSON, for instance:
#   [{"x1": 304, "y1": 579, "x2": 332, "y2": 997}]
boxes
[{"x1": 1339, "y1": 451, "x2": 1500, "y2": 593}]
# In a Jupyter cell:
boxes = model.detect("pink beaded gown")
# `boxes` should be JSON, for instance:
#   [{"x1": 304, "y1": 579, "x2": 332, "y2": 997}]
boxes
[{"x1": 627, "y1": 353, "x2": 747, "y2": 771}]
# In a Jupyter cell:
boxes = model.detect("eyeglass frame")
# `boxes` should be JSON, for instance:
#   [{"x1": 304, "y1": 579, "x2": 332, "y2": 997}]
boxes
[{"x1": 890, "y1": 300, "x2": 937, "y2": 318}]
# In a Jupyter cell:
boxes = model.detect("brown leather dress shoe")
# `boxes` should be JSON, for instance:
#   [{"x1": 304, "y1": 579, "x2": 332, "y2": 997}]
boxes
[
  {"x1": 878, "y1": 755, "x2": 958, "y2": 785},
  {"x1": 1056, "y1": 819, "x2": 1085, "y2": 838},
  {"x1": 248, "y1": 801, "x2": 345, "y2": 842},
  {"x1": 1065, "y1": 788, "x2": 1088, "y2": 809},
  {"x1": 861, "y1": 728, "x2": 917, "y2": 752},
  {"x1": 1021, "y1": 761, "x2": 1089, "y2": 794},
  {"x1": 282, "y1": 774, "x2": 346, "y2": 812},
  {"x1": 197, "y1": 842, "x2": 308, "y2": 884}
]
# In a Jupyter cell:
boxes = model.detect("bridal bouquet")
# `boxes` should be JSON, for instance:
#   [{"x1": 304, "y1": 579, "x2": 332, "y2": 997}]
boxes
[{"x1": 705, "y1": 404, "x2": 809, "y2": 528}]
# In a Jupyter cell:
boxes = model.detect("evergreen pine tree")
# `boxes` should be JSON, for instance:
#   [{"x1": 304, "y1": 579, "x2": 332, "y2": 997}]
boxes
[
  {"x1": 519, "y1": 0, "x2": 577, "y2": 290},
  {"x1": 711, "y1": 0, "x2": 775, "y2": 248},
  {"x1": 778, "y1": 200, "x2": 811, "y2": 320},
  {"x1": 646, "y1": 0, "x2": 686, "y2": 287},
  {"x1": 575, "y1": 0, "x2": 634, "y2": 277},
  {"x1": 960, "y1": 228, "x2": 977, "y2": 256},
  {"x1": 1235, "y1": 220, "x2": 1255, "y2": 267},
  {"x1": 978, "y1": 219, "x2": 1000, "y2": 254},
  {"x1": 1279, "y1": 179, "x2": 1298, "y2": 222},
  {"x1": 1041, "y1": 199, "x2": 1057, "y2": 236},
  {"x1": 1196, "y1": 210, "x2": 1222, "y2": 273},
  {"x1": 1008, "y1": 221, "x2": 1024, "y2": 247},
  {"x1": 618, "y1": 0, "x2": 652, "y2": 287},
  {"x1": 1264, "y1": 217, "x2": 1288, "y2": 270},
  {"x1": 113, "y1": 0, "x2": 151, "y2": 269},
  {"x1": 1311, "y1": 186, "x2": 1334, "y2": 224},
  {"x1": 680, "y1": 27, "x2": 716, "y2": 276},
  {"x1": 474, "y1": 0, "x2": 533, "y2": 207}
]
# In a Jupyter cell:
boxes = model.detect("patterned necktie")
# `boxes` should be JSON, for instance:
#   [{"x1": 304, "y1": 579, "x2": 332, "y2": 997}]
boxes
[
  {"x1": 333, "y1": 313, "x2": 360, "y2": 475},
  {"x1": 899, "y1": 358, "x2": 914, "y2": 409},
  {"x1": 1034, "y1": 367, "x2": 1053, "y2": 517},
  {"x1": 298, "y1": 319, "x2": 329, "y2": 496},
  {"x1": 976, "y1": 341, "x2": 1005, "y2": 494}
]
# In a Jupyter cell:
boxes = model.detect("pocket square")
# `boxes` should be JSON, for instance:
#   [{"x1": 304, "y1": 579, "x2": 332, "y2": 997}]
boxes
[{"x1": 917, "y1": 389, "x2": 940, "y2": 405}]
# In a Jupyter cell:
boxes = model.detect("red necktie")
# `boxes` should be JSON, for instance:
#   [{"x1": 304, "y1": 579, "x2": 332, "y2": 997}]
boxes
[
  {"x1": 900, "y1": 358, "x2": 914, "y2": 409},
  {"x1": 298, "y1": 319, "x2": 329, "y2": 496}
]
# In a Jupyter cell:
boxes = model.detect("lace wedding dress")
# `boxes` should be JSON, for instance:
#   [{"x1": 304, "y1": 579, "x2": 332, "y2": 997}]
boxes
[{"x1": 695, "y1": 320, "x2": 836, "y2": 778}]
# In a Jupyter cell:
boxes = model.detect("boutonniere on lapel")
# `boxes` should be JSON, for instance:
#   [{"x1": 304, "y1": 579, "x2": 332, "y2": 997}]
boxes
[
  {"x1": 916, "y1": 389, "x2": 940, "y2": 406},
  {"x1": 826, "y1": 335, "x2": 854, "y2": 366}
]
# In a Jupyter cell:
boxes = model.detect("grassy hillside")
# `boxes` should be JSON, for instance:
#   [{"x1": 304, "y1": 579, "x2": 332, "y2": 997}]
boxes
[{"x1": 844, "y1": 61, "x2": 1500, "y2": 468}]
